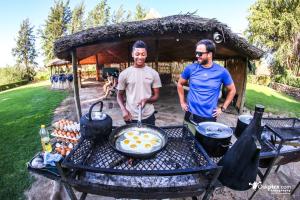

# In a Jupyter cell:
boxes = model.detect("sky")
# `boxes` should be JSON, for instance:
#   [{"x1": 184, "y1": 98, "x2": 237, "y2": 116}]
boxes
[{"x1": 0, "y1": 0, "x2": 256, "y2": 67}]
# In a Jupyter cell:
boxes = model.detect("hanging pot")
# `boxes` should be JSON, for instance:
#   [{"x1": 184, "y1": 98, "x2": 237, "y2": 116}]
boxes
[
  {"x1": 190, "y1": 118, "x2": 233, "y2": 157},
  {"x1": 80, "y1": 101, "x2": 112, "y2": 142}
]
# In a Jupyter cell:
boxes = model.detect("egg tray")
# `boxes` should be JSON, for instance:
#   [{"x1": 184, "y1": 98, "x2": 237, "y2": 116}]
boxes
[
  {"x1": 51, "y1": 133, "x2": 80, "y2": 142},
  {"x1": 47, "y1": 127, "x2": 80, "y2": 143},
  {"x1": 62, "y1": 125, "x2": 220, "y2": 176}
]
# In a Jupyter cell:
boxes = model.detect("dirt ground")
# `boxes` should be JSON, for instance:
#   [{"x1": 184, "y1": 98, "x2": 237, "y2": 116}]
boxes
[{"x1": 25, "y1": 80, "x2": 300, "y2": 200}]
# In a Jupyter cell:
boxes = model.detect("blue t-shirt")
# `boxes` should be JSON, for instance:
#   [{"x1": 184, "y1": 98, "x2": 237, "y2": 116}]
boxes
[{"x1": 181, "y1": 62, "x2": 233, "y2": 118}]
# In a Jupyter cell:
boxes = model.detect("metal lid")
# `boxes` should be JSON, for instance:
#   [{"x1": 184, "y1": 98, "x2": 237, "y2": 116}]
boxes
[
  {"x1": 238, "y1": 114, "x2": 253, "y2": 125},
  {"x1": 255, "y1": 104, "x2": 265, "y2": 112},
  {"x1": 87, "y1": 112, "x2": 107, "y2": 121},
  {"x1": 238, "y1": 114, "x2": 266, "y2": 126},
  {"x1": 196, "y1": 122, "x2": 233, "y2": 138}
]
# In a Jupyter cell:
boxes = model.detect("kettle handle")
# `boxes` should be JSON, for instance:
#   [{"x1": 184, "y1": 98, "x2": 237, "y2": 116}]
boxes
[{"x1": 88, "y1": 101, "x2": 103, "y2": 121}]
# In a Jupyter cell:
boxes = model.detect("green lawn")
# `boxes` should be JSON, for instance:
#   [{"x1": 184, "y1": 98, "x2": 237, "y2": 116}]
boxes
[
  {"x1": 245, "y1": 83, "x2": 300, "y2": 117},
  {"x1": 0, "y1": 81, "x2": 68, "y2": 200}
]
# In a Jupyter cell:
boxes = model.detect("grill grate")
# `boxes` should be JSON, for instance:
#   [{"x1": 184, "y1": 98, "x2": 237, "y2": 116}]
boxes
[
  {"x1": 262, "y1": 117, "x2": 300, "y2": 142},
  {"x1": 63, "y1": 126, "x2": 217, "y2": 175},
  {"x1": 262, "y1": 118, "x2": 300, "y2": 129}
]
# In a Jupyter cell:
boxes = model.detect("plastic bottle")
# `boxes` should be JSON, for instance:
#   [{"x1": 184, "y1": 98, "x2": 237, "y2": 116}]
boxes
[{"x1": 39, "y1": 125, "x2": 52, "y2": 152}]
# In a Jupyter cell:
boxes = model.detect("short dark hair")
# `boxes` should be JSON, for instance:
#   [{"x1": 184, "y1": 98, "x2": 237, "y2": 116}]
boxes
[
  {"x1": 196, "y1": 39, "x2": 216, "y2": 56},
  {"x1": 132, "y1": 40, "x2": 147, "y2": 52}
]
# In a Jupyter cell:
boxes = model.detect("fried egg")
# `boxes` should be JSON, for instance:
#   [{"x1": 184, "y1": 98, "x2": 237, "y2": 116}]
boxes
[
  {"x1": 120, "y1": 139, "x2": 133, "y2": 150},
  {"x1": 149, "y1": 138, "x2": 161, "y2": 147},
  {"x1": 124, "y1": 131, "x2": 139, "y2": 139},
  {"x1": 140, "y1": 133, "x2": 154, "y2": 140},
  {"x1": 138, "y1": 142, "x2": 154, "y2": 153}
]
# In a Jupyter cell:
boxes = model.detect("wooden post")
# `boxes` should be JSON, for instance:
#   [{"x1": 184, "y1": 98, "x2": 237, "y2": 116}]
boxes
[
  {"x1": 239, "y1": 58, "x2": 248, "y2": 113},
  {"x1": 50, "y1": 66, "x2": 53, "y2": 76},
  {"x1": 95, "y1": 55, "x2": 100, "y2": 81},
  {"x1": 226, "y1": 58, "x2": 247, "y2": 112},
  {"x1": 71, "y1": 50, "x2": 82, "y2": 121},
  {"x1": 127, "y1": 43, "x2": 131, "y2": 67},
  {"x1": 155, "y1": 39, "x2": 159, "y2": 71}
]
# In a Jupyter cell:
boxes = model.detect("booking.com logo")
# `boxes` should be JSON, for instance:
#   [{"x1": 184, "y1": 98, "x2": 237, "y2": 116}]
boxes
[{"x1": 249, "y1": 181, "x2": 292, "y2": 194}]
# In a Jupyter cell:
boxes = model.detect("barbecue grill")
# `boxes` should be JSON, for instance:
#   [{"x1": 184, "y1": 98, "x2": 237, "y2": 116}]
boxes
[
  {"x1": 27, "y1": 119, "x2": 300, "y2": 200},
  {"x1": 63, "y1": 126, "x2": 220, "y2": 175},
  {"x1": 60, "y1": 125, "x2": 222, "y2": 199}
]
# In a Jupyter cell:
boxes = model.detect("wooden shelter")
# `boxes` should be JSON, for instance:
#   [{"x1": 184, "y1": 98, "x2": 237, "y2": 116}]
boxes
[
  {"x1": 46, "y1": 58, "x2": 70, "y2": 76},
  {"x1": 54, "y1": 14, "x2": 264, "y2": 120}
]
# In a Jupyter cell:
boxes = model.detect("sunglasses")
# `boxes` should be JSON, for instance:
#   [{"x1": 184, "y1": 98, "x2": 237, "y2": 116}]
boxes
[{"x1": 195, "y1": 51, "x2": 209, "y2": 57}]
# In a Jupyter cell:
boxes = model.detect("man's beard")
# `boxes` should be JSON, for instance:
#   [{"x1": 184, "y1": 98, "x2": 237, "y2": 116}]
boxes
[{"x1": 198, "y1": 58, "x2": 208, "y2": 65}]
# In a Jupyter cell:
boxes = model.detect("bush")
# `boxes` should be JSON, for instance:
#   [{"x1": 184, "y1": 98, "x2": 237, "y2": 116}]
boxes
[
  {"x1": 0, "y1": 80, "x2": 29, "y2": 92},
  {"x1": 0, "y1": 66, "x2": 24, "y2": 85},
  {"x1": 247, "y1": 75, "x2": 271, "y2": 86},
  {"x1": 35, "y1": 69, "x2": 50, "y2": 81},
  {"x1": 274, "y1": 75, "x2": 300, "y2": 88}
]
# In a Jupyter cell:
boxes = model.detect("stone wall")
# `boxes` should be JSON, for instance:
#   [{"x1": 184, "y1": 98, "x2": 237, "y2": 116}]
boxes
[{"x1": 269, "y1": 82, "x2": 300, "y2": 100}]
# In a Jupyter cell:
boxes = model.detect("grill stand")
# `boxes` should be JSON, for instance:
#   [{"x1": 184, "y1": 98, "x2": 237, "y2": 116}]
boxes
[
  {"x1": 54, "y1": 161, "x2": 223, "y2": 200},
  {"x1": 247, "y1": 120, "x2": 300, "y2": 200},
  {"x1": 53, "y1": 126, "x2": 224, "y2": 200}
]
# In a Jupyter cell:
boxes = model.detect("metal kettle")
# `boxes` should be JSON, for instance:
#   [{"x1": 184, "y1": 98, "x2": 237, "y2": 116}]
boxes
[{"x1": 80, "y1": 101, "x2": 112, "y2": 142}]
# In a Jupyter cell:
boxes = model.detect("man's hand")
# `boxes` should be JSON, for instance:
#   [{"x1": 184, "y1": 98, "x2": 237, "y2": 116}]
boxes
[
  {"x1": 212, "y1": 107, "x2": 222, "y2": 118},
  {"x1": 137, "y1": 98, "x2": 148, "y2": 108},
  {"x1": 180, "y1": 102, "x2": 189, "y2": 112},
  {"x1": 122, "y1": 109, "x2": 132, "y2": 121}
]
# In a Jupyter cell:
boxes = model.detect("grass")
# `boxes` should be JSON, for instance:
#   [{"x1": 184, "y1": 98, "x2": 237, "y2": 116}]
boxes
[
  {"x1": 245, "y1": 83, "x2": 300, "y2": 117},
  {"x1": 0, "y1": 81, "x2": 68, "y2": 200}
]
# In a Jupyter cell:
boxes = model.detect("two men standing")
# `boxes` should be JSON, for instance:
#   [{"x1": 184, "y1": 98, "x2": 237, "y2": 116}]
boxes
[{"x1": 116, "y1": 39, "x2": 236, "y2": 128}]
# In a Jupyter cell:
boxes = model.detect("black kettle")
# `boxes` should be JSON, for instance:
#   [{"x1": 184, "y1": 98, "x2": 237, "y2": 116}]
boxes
[{"x1": 80, "y1": 101, "x2": 112, "y2": 142}]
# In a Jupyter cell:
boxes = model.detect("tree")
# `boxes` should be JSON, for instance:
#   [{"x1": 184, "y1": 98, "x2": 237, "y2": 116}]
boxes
[
  {"x1": 246, "y1": 0, "x2": 300, "y2": 75},
  {"x1": 12, "y1": 18, "x2": 38, "y2": 81},
  {"x1": 111, "y1": 5, "x2": 131, "y2": 24},
  {"x1": 134, "y1": 3, "x2": 147, "y2": 20},
  {"x1": 86, "y1": 0, "x2": 110, "y2": 28},
  {"x1": 70, "y1": 1, "x2": 85, "y2": 33},
  {"x1": 40, "y1": 0, "x2": 71, "y2": 62}
]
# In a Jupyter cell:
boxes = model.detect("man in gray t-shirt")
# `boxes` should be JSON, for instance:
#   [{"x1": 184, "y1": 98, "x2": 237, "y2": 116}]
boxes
[{"x1": 117, "y1": 40, "x2": 162, "y2": 125}]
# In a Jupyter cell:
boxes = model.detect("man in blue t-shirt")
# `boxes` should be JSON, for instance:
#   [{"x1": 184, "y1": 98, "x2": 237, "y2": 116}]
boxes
[{"x1": 177, "y1": 39, "x2": 236, "y2": 129}]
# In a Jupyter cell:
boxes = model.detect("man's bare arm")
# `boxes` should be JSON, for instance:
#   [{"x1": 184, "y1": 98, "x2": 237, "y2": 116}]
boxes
[{"x1": 177, "y1": 77, "x2": 189, "y2": 111}]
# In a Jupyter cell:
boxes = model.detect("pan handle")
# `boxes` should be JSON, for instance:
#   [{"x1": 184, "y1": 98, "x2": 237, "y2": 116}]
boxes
[
  {"x1": 137, "y1": 105, "x2": 142, "y2": 127},
  {"x1": 189, "y1": 114, "x2": 198, "y2": 126}
]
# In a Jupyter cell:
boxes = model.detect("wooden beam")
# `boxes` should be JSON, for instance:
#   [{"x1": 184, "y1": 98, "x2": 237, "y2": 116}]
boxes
[
  {"x1": 155, "y1": 39, "x2": 159, "y2": 71},
  {"x1": 127, "y1": 43, "x2": 131, "y2": 67},
  {"x1": 95, "y1": 55, "x2": 100, "y2": 81},
  {"x1": 71, "y1": 50, "x2": 82, "y2": 121},
  {"x1": 239, "y1": 58, "x2": 248, "y2": 113}
]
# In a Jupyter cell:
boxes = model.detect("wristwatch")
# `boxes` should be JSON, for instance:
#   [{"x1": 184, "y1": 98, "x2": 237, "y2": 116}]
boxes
[{"x1": 221, "y1": 106, "x2": 226, "y2": 112}]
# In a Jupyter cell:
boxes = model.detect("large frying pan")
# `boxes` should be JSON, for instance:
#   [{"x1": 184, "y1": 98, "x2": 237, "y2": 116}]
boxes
[{"x1": 109, "y1": 106, "x2": 168, "y2": 159}]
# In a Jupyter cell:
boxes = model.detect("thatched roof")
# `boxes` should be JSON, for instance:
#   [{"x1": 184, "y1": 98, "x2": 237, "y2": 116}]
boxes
[
  {"x1": 46, "y1": 58, "x2": 70, "y2": 67},
  {"x1": 54, "y1": 14, "x2": 264, "y2": 63}
]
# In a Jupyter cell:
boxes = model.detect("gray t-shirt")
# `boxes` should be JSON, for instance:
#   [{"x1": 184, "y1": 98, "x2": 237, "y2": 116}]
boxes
[{"x1": 117, "y1": 66, "x2": 162, "y2": 119}]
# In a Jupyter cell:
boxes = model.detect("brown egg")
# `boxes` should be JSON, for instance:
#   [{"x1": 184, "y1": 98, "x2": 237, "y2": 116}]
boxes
[
  {"x1": 60, "y1": 149, "x2": 66, "y2": 156},
  {"x1": 66, "y1": 132, "x2": 71, "y2": 137},
  {"x1": 65, "y1": 147, "x2": 71, "y2": 152},
  {"x1": 55, "y1": 147, "x2": 61, "y2": 153},
  {"x1": 70, "y1": 133, "x2": 75, "y2": 138}
]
